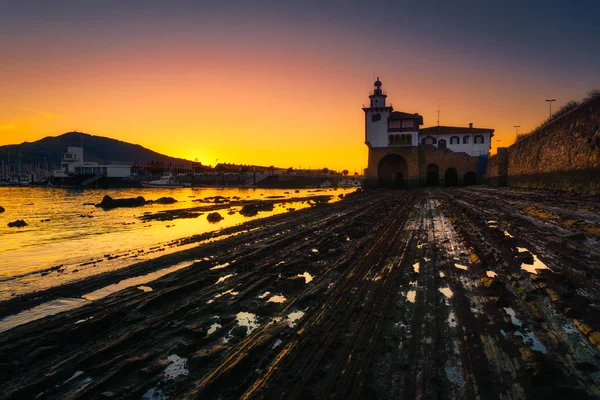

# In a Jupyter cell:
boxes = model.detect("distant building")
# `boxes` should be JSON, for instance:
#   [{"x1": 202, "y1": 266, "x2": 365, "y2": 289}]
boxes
[
  {"x1": 363, "y1": 78, "x2": 493, "y2": 188},
  {"x1": 53, "y1": 146, "x2": 131, "y2": 178}
]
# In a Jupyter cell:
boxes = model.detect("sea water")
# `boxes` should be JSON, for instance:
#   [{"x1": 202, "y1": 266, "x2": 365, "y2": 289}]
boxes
[{"x1": 0, "y1": 187, "x2": 346, "y2": 299}]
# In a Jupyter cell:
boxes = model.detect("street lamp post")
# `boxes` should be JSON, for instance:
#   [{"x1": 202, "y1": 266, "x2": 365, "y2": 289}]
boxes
[{"x1": 545, "y1": 99, "x2": 556, "y2": 119}]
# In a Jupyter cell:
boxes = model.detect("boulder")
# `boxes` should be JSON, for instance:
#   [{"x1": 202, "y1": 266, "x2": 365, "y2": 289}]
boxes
[
  {"x1": 96, "y1": 195, "x2": 146, "y2": 210},
  {"x1": 148, "y1": 197, "x2": 178, "y2": 205},
  {"x1": 240, "y1": 202, "x2": 274, "y2": 217},
  {"x1": 0, "y1": 206, "x2": 4, "y2": 213},
  {"x1": 207, "y1": 212, "x2": 224, "y2": 223},
  {"x1": 8, "y1": 219, "x2": 27, "y2": 228}
]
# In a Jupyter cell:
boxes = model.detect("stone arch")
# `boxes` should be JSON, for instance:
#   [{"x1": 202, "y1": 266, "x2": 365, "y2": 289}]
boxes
[
  {"x1": 426, "y1": 164, "x2": 440, "y2": 187},
  {"x1": 378, "y1": 154, "x2": 408, "y2": 188},
  {"x1": 445, "y1": 168, "x2": 458, "y2": 186},
  {"x1": 464, "y1": 171, "x2": 477, "y2": 185}
]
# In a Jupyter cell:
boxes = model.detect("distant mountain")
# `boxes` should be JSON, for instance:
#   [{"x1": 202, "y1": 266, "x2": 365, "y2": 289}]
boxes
[{"x1": 0, "y1": 132, "x2": 194, "y2": 169}]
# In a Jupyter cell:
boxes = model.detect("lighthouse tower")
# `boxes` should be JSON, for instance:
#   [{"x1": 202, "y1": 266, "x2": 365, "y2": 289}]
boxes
[{"x1": 363, "y1": 77, "x2": 393, "y2": 148}]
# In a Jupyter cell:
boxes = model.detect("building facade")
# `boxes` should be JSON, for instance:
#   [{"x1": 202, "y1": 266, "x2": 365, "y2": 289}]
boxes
[{"x1": 363, "y1": 78, "x2": 494, "y2": 188}]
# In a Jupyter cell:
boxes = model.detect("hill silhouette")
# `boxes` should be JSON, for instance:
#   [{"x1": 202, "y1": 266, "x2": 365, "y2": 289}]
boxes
[{"x1": 0, "y1": 132, "x2": 193, "y2": 169}]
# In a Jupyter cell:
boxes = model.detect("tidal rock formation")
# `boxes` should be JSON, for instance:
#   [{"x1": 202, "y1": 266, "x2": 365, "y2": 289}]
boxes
[
  {"x1": 147, "y1": 197, "x2": 178, "y2": 205},
  {"x1": 207, "y1": 212, "x2": 224, "y2": 223},
  {"x1": 8, "y1": 219, "x2": 27, "y2": 228},
  {"x1": 96, "y1": 195, "x2": 146, "y2": 210}
]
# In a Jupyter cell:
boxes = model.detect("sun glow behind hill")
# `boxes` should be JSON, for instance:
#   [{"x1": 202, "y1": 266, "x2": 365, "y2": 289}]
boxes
[{"x1": 0, "y1": 2, "x2": 598, "y2": 169}]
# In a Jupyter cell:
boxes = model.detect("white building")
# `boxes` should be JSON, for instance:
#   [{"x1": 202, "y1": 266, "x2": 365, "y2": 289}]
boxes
[
  {"x1": 53, "y1": 146, "x2": 131, "y2": 178},
  {"x1": 418, "y1": 124, "x2": 493, "y2": 156},
  {"x1": 362, "y1": 77, "x2": 495, "y2": 188}
]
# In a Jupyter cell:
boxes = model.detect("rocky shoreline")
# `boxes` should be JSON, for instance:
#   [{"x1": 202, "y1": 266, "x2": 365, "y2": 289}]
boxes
[{"x1": 1, "y1": 187, "x2": 599, "y2": 399}]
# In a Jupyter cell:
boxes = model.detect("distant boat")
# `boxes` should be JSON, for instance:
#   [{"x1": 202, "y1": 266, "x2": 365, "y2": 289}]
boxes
[
  {"x1": 338, "y1": 179, "x2": 361, "y2": 187},
  {"x1": 141, "y1": 174, "x2": 191, "y2": 188}
]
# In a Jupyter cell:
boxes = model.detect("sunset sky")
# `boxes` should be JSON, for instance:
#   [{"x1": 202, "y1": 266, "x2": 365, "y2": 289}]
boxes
[{"x1": 1, "y1": 1, "x2": 598, "y2": 171}]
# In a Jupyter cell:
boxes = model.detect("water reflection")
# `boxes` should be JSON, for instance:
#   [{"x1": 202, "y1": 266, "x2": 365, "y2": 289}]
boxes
[{"x1": 0, "y1": 187, "x2": 350, "y2": 299}]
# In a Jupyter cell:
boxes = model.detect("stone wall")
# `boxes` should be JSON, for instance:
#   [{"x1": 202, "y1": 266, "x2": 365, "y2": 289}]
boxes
[
  {"x1": 486, "y1": 95, "x2": 600, "y2": 195},
  {"x1": 363, "y1": 145, "x2": 482, "y2": 188}
]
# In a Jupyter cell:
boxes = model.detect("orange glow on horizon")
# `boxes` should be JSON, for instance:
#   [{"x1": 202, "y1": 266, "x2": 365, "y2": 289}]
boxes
[{"x1": 1, "y1": 18, "x2": 596, "y2": 169}]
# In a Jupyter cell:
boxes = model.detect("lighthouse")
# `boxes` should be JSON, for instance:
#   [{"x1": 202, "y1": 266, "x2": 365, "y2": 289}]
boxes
[{"x1": 363, "y1": 77, "x2": 393, "y2": 148}]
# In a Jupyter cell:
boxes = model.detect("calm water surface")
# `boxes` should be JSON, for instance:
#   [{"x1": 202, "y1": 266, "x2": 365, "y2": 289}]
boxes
[{"x1": 0, "y1": 187, "x2": 346, "y2": 300}]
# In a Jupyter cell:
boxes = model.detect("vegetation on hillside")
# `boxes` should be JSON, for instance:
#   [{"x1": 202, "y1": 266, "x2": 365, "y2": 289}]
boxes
[{"x1": 516, "y1": 89, "x2": 600, "y2": 142}]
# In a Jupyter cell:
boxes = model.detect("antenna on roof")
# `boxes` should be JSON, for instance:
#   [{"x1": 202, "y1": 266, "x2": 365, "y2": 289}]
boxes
[{"x1": 436, "y1": 102, "x2": 441, "y2": 127}]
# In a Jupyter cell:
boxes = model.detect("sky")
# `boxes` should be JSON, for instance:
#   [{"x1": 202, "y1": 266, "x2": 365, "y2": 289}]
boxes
[{"x1": 0, "y1": 0, "x2": 598, "y2": 171}]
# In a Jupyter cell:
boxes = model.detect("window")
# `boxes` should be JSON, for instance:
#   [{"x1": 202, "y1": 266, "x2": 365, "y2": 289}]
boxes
[
  {"x1": 463, "y1": 136, "x2": 470, "y2": 144},
  {"x1": 401, "y1": 134, "x2": 412, "y2": 144},
  {"x1": 474, "y1": 135, "x2": 484, "y2": 144},
  {"x1": 401, "y1": 120, "x2": 414, "y2": 129},
  {"x1": 425, "y1": 136, "x2": 436, "y2": 145},
  {"x1": 389, "y1": 120, "x2": 401, "y2": 128},
  {"x1": 450, "y1": 136, "x2": 460, "y2": 144},
  {"x1": 371, "y1": 113, "x2": 381, "y2": 122},
  {"x1": 438, "y1": 139, "x2": 447, "y2": 149}
]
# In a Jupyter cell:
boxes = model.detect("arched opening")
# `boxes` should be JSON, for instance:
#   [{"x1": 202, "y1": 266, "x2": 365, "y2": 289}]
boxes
[
  {"x1": 464, "y1": 171, "x2": 477, "y2": 186},
  {"x1": 377, "y1": 154, "x2": 408, "y2": 188},
  {"x1": 426, "y1": 164, "x2": 439, "y2": 187},
  {"x1": 438, "y1": 139, "x2": 447, "y2": 150},
  {"x1": 445, "y1": 168, "x2": 458, "y2": 186}
]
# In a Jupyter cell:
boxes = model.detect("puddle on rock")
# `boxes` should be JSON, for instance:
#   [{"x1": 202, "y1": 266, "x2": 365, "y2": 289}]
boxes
[
  {"x1": 143, "y1": 388, "x2": 168, "y2": 400},
  {"x1": 207, "y1": 323, "x2": 222, "y2": 335},
  {"x1": 448, "y1": 311, "x2": 457, "y2": 328},
  {"x1": 517, "y1": 247, "x2": 550, "y2": 274},
  {"x1": 439, "y1": 287, "x2": 454, "y2": 299},
  {"x1": 83, "y1": 260, "x2": 197, "y2": 301},
  {"x1": 406, "y1": 290, "x2": 416, "y2": 303},
  {"x1": 210, "y1": 262, "x2": 230, "y2": 270},
  {"x1": 455, "y1": 264, "x2": 468, "y2": 271},
  {"x1": 138, "y1": 286, "x2": 153, "y2": 292},
  {"x1": 215, "y1": 274, "x2": 234, "y2": 284},
  {"x1": 413, "y1": 263, "x2": 420, "y2": 273},
  {"x1": 65, "y1": 371, "x2": 84, "y2": 383},
  {"x1": 164, "y1": 354, "x2": 189, "y2": 379},
  {"x1": 286, "y1": 311, "x2": 305, "y2": 328},
  {"x1": 296, "y1": 272, "x2": 314, "y2": 283},
  {"x1": 504, "y1": 307, "x2": 522, "y2": 327},
  {"x1": 0, "y1": 298, "x2": 88, "y2": 334},
  {"x1": 439, "y1": 271, "x2": 445, "y2": 278},
  {"x1": 272, "y1": 339, "x2": 283, "y2": 349},
  {"x1": 215, "y1": 289, "x2": 238, "y2": 298},
  {"x1": 486, "y1": 271, "x2": 497, "y2": 278},
  {"x1": 504, "y1": 230, "x2": 514, "y2": 238},
  {"x1": 258, "y1": 291, "x2": 271, "y2": 299},
  {"x1": 267, "y1": 295, "x2": 286, "y2": 303},
  {"x1": 236, "y1": 312, "x2": 259, "y2": 334}
]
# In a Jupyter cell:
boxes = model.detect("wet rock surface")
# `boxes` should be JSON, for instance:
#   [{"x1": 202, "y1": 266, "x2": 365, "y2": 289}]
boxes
[
  {"x1": 7, "y1": 219, "x2": 26, "y2": 228},
  {"x1": 206, "y1": 212, "x2": 223, "y2": 223},
  {"x1": 1, "y1": 187, "x2": 600, "y2": 399},
  {"x1": 95, "y1": 195, "x2": 146, "y2": 210},
  {"x1": 146, "y1": 197, "x2": 178, "y2": 205}
]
